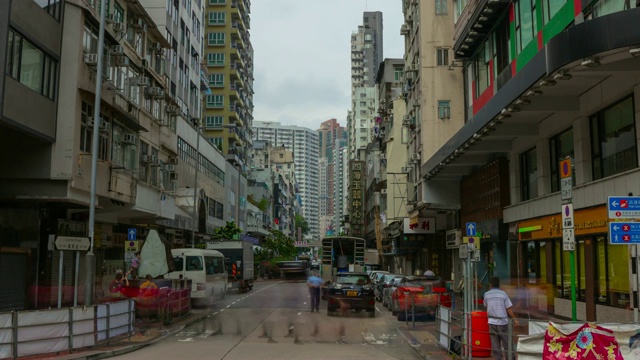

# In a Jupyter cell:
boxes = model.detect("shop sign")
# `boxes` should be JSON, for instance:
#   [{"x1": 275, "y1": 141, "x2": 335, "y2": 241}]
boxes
[
  {"x1": 349, "y1": 161, "x2": 365, "y2": 237},
  {"x1": 403, "y1": 218, "x2": 435, "y2": 234}
]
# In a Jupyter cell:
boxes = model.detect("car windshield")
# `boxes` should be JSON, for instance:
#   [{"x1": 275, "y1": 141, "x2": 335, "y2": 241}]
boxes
[
  {"x1": 335, "y1": 275, "x2": 370, "y2": 285},
  {"x1": 405, "y1": 277, "x2": 442, "y2": 288}
]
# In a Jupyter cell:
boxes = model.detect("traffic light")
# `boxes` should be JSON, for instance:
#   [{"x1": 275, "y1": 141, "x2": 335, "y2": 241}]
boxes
[{"x1": 274, "y1": 218, "x2": 279, "y2": 225}]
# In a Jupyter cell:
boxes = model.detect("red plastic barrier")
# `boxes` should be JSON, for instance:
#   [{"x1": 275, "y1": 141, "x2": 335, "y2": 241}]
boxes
[{"x1": 470, "y1": 311, "x2": 492, "y2": 357}]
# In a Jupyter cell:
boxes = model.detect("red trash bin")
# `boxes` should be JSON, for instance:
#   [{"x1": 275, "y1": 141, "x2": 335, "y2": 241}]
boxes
[{"x1": 469, "y1": 311, "x2": 492, "y2": 357}]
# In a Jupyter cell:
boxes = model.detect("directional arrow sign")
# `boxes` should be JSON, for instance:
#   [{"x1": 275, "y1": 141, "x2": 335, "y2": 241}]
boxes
[
  {"x1": 466, "y1": 222, "x2": 476, "y2": 236},
  {"x1": 609, "y1": 222, "x2": 640, "y2": 244},
  {"x1": 608, "y1": 196, "x2": 640, "y2": 218},
  {"x1": 128, "y1": 228, "x2": 137, "y2": 240},
  {"x1": 55, "y1": 236, "x2": 90, "y2": 251}
]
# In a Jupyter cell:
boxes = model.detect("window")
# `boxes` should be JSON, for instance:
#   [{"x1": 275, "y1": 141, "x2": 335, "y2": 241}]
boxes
[
  {"x1": 207, "y1": 53, "x2": 225, "y2": 66},
  {"x1": 208, "y1": 137, "x2": 223, "y2": 149},
  {"x1": 207, "y1": 32, "x2": 225, "y2": 46},
  {"x1": 5, "y1": 29, "x2": 58, "y2": 100},
  {"x1": 436, "y1": 0, "x2": 448, "y2": 14},
  {"x1": 209, "y1": 73, "x2": 224, "y2": 87},
  {"x1": 205, "y1": 95, "x2": 224, "y2": 108},
  {"x1": 596, "y1": 236, "x2": 630, "y2": 308},
  {"x1": 520, "y1": 147, "x2": 537, "y2": 200},
  {"x1": 515, "y1": 0, "x2": 537, "y2": 53},
  {"x1": 394, "y1": 67, "x2": 403, "y2": 81},
  {"x1": 80, "y1": 101, "x2": 94, "y2": 154},
  {"x1": 549, "y1": 128, "x2": 574, "y2": 192},
  {"x1": 209, "y1": 0, "x2": 226, "y2": 4},
  {"x1": 34, "y1": 0, "x2": 64, "y2": 21},
  {"x1": 436, "y1": 48, "x2": 449, "y2": 66},
  {"x1": 113, "y1": 2, "x2": 124, "y2": 24},
  {"x1": 590, "y1": 96, "x2": 637, "y2": 180},
  {"x1": 455, "y1": 0, "x2": 468, "y2": 20},
  {"x1": 111, "y1": 123, "x2": 137, "y2": 170},
  {"x1": 186, "y1": 256, "x2": 203, "y2": 271},
  {"x1": 205, "y1": 116, "x2": 223, "y2": 128},
  {"x1": 139, "y1": 141, "x2": 149, "y2": 182},
  {"x1": 438, "y1": 101, "x2": 451, "y2": 119},
  {"x1": 474, "y1": 43, "x2": 491, "y2": 96},
  {"x1": 208, "y1": 12, "x2": 225, "y2": 25},
  {"x1": 542, "y1": 0, "x2": 567, "y2": 24}
]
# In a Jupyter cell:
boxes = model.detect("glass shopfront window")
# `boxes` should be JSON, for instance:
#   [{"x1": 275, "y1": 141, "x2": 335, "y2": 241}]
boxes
[{"x1": 596, "y1": 236, "x2": 630, "y2": 308}]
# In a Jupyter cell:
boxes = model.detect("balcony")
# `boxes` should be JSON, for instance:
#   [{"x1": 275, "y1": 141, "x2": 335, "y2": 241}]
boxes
[{"x1": 453, "y1": 0, "x2": 510, "y2": 59}]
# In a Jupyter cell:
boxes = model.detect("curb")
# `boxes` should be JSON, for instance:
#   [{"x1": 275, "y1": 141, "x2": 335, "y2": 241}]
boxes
[
  {"x1": 70, "y1": 313, "x2": 211, "y2": 360},
  {"x1": 396, "y1": 327, "x2": 428, "y2": 360}
]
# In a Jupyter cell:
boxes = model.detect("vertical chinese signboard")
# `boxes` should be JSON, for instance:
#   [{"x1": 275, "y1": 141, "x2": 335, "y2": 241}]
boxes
[{"x1": 349, "y1": 161, "x2": 365, "y2": 237}]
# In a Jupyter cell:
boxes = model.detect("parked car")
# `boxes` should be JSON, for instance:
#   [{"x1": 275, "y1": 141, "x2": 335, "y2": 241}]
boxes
[
  {"x1": 369, "y1": 270, "x2": 389, "y2": 282},
  {"x1": 326, "y1": 272, "x2": 375, "y2": 317},
  {"x1": 390, "y1": 275, "x2": 451, "y2": 316},
  {"x1": 382, "y1": 276, "x2": 403, "y2": 308},
  {"x1": 375, "y1": 273, "x2": 399, "y2": 302}
]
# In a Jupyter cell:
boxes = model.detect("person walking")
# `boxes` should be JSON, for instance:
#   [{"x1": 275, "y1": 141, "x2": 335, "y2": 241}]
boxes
[
  {"x1": 307, "y1": 270, "x2": 322, "y2": 312},
  {"x1": 483, "y1": 277, "x2": 519, "y2": 360},
  {"x1": 129, "y1": 252, "x2": 141, "y2": 279}
]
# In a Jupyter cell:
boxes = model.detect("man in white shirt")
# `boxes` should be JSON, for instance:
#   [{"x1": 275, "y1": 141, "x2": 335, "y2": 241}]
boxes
[
  {"x1": 423, "y1": 269, "x2": 435, "y2": 276},
  {"x1": 483, "y1": 277, "x2": 518, "y2": 360}
]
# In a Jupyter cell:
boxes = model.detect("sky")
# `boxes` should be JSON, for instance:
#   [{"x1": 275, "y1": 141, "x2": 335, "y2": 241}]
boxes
[{"x1": 251, "y1": 0, "x2": 405, "y2": 130}]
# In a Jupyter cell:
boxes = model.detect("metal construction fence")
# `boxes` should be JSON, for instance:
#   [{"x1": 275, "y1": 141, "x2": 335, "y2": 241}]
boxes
[{"x1": 0, "y1": 299, "x2": 135, "y2": 360}]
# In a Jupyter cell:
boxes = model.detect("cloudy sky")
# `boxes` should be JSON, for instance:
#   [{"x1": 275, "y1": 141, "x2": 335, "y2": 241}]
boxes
[{"x1": 251, "y1": 1, "x2": 404, "y2": 130}]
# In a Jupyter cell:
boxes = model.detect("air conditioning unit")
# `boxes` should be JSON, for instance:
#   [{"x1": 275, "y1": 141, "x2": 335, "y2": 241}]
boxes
[
  {"x1": 105, "y1": 14, "x2": 115, "y2": 24},
  {"x1": 99, "y1": 122, "x2": 110, "y2": 133},
  {"x1": 131, "y1": 76, "x2": 150, "y2": 87},
  {"x1": 147, "y1": 87, "x2": 164, "y2": 98},
  {"x1": 165, "y1": 164, "x2": 175, "y2": 172},
  {"x1": 411, "y1": 153, "x2": 421, "y2": 162},
  {"x1": 111, "y1": 45, "x2": 124, "y2": 55},
  {"x1": 381, "y1": 189, "x2": 387, "y2": 195},
  {"x1": 142, "y1": 154, "x2": 157, "y2": 164},
  {"x1": 386, "y1": 109, "x2": 393, "y2": 115},
  {"x1": 122, "y1": 134, "x2": 138, "y2": 145},
  {"x1": 113, "y1": 22, "x2": 126, "y2": 34},
  {"x1": 400, "y1": 24, "x2": 409, "y2": 35},
  {"x1": 380, "y1": 154, "x2": 387, "y2": 160},
  {"x1": 115, "y1": 56, "x2": 130, "y2": 67},
  {"x1": 165, "y1": 104, "x2": 179, "y2": 114},
  {"x1": 86, "y1": 116, "x2": 96, "y2": 127},
  {"x1": 401, "y1": 166, "x2": 412, "y2": 173},
  {"x1": 84, "y1": 53, "x2": 98, "y2": 66},
  {"x1": 132, "y1": 18, "x2": 145, "y2": 29},
  {"x1": 169, "y1": 157, "x2": 178, "y2": 165},
  {"x1": 406, "y1": 14, "x2": 413, "y2": 23},
  {"x1": 380, "y1": 129, "x2": 386, "y2": 136},
  {"x1": 169, "y1": 171, "x2": 178, "y2": 181},
  {"x1": 152, "y1": 42, "x2": 162, "y2": 52}
]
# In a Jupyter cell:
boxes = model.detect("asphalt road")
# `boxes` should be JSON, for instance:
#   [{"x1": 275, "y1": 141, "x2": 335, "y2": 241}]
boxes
[{"x1": 111, "y1": 280, "x2": 421, "y2": 360}]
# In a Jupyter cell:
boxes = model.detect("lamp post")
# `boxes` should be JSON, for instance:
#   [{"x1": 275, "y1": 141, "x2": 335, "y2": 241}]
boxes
[
  {"x1": 192, "y1": 121, "x2": 201, "y2": 248},
  {"x1": 84, "y1": 0, "x2": 107, "y2": 306}
]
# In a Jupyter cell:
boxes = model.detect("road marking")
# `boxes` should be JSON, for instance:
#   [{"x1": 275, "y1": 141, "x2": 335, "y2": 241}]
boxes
[
  {"x1": 232, "y1": 301, "x2": 237, "y2": 304},
  {"x1": 297, "y1": 312, "x2": 302, "y2": 316},
  {"x1": 226, "y1": 305, "x2": 231, "y2": 308},
  {"x1": 220, "y1": 309, "x2": 225, "y2": 312},
  {"x1": 375, "y1": 306, "x2": 381, "y2": 313},
  {"x1": 199, "y1": 330, "x2": 214, "y2": 339},
  {"x1": 178, "y1": 338, "x2": 194, "y2": 342},
  {"x1": 303, "y1": 302, "x2": 307, "y2": 305},
  {"x1": 212, "y1": 312, "x2": 218, "y2": 315}
]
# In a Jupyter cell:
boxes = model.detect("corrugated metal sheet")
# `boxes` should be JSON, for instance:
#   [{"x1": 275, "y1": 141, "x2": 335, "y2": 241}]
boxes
[{"x1": 0, "y1": 252, "x2": 28, "y2": 311}]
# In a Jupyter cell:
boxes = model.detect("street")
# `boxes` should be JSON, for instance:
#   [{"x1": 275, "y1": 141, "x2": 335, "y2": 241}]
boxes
[{"x1": 112, "y1": 280, "x2": 421, "y2": 360}]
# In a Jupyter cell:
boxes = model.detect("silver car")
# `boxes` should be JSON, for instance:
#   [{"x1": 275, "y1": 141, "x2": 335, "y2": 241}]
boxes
[{"x1": 382, "y1": 276, "x2": 403, "y2": 308}]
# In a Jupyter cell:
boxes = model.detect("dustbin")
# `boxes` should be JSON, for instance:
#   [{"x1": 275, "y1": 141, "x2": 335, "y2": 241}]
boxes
[{"x1": 469, "y1": 311, "x2": 492, "y2": 357}]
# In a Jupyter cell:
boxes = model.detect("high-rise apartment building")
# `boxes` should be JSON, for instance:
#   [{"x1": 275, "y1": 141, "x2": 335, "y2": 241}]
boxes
[
  {"x1": 333, "y1": 140, "x2": 348, "y2": 234},
  {"x1": 252, "y1": 121, "x2": 320, "y2": 239},
  {"x1": 202, "y1": 0, "x2": 254, "y2": 170},
  {"x1": 317, "y1": 119, "x2": 347, "y2": 229},
  {"x1": 349, "y1": 12, "x2": 383, "y2": 161}
]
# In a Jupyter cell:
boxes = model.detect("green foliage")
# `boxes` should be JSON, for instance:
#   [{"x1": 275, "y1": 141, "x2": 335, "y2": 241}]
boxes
[
  {"x1": 261, "y1": 229, "x2": 297, "y2": 259},
  {"x1": 247, "y1": 195, "x2": 270, "y2": 212},
  {"x1": 214, "y1": 221, "x2": 242, "y2": 240},
  {"x1": 294, "y1": 214, "x2": 310, "y2": 236}
]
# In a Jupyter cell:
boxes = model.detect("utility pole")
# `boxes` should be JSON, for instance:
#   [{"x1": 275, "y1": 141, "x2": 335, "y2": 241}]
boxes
[
  {"x1": 192, "y1": 123, "x2": 201, "y2": 248},
  {"x1": 84, "y1": 0, "x2": 107, "y2": 306}
]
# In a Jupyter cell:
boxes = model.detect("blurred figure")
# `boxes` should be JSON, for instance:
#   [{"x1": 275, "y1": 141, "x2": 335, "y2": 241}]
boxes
[
  {"x1": 139, "y1": 274, "x2": 157, "y2": 295},
  {"x1": 129, "y1": 251, "x2": 140, "y2": 279},
  {"x1": 484, "y1": 277, "x2": 519, "y2": 360},
  {"x1": 423, "y1": 269, "x2": 435, "y2": 276},
  {"x1": 108, "y1": 270, "x2": 129, "y2": 298},
  {"x1": 307, "y1": 270, "x2": 322, "y2": 312}
]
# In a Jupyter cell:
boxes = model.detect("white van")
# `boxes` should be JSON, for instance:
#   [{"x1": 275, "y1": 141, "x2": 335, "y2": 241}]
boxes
[{"x1": 166, "y1": 248, "x2": 228, "y2": 306}]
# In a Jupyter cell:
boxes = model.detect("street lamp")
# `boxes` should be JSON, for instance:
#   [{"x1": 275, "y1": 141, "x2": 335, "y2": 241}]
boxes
[{"x1": 192, "y1": 120, "x2": 201, "y2": 248}]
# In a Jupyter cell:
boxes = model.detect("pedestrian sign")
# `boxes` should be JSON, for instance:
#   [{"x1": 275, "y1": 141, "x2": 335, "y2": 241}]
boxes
[{"x1": 609, "y1": 222, "x2": 640, "y2": 244}]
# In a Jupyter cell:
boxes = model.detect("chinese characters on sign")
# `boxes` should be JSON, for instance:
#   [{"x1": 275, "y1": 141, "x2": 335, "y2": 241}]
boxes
[
  {"x1": 403, "y1": 218, "x2": 436, "y2": 234},
  {"x1": 349, "y1": 161, "x2": 365, "y2": 237}
]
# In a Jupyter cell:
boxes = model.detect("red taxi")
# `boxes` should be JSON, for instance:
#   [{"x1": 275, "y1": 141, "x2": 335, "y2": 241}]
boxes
[{"x1": 390, "y1": 275, "x2": 452, "y2": 316}]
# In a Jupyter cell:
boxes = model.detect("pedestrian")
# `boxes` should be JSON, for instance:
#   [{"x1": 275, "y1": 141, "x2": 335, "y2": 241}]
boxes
[
  {"x1": 423, "y1": 269, "x2": 435, "y2": 276},
  {"x1": 483, "y1": 277, "x2": 519, "y2": 360},
  {"x1": 139, "y1": 274, "x2": 158, "y2": 296},
  {"x1": 307, "y1": 270, "x2": 322, "y2": 312},
  {"x1": 130, "y1": 251, "x2": 141, "y2": 279},
  {"x1": 108, "y1": 270, "x2": 129, "y2": 298}
]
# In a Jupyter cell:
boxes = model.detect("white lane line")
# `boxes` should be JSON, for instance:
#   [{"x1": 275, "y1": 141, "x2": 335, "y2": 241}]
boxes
[
  {"x1": 226, "y1": 305, "x2": 231, "y2": 308},
  {"x1": 303, "y1": 302, "x2": 307, "y2": 305},
  {"x1": 220, "y1": 309, "x2": 225, "y2": 312},
  {"x1": 213, "y1": 312, "x2": 218, "y2": 315},
  {"x1": 232, "y1": 301, "x2": 237, "y2": 304},
  {"x1": 297, "y1": 312, "x2": 302, "y2": 316},
  {"x1": 376, "y1": 306, "x2": 381, "y2": 313}
]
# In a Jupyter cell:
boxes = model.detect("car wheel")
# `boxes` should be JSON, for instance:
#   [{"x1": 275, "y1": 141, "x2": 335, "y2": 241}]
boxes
[{"x1": 391, "y1": 300, "x2": 398, "y2": 315}]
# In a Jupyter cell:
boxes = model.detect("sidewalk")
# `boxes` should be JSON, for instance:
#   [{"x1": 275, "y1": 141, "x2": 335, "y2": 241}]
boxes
[
  {"x1": 395, "y1": 308, "x2": 569, "y2": 359},
  {"x1": 30, "y1": 312, "x2": 210, "y2": 360}
]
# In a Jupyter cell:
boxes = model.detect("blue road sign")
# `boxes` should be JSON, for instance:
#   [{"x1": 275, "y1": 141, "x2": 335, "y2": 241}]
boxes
[
  {"x1": 608, "y1": 196, "x2": 640, "y2": 218},
  {"x1": 466, "y1": 222, "x2": 476, "y2": 236},
  {"x1": 128, "y1": 228, "x2": 137, "y2": 240},
  {"x1": 609, "y1": 222, "x2": 640, "y2": 244}
]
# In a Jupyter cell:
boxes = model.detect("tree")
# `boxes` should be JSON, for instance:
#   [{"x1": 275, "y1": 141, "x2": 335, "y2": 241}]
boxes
[
  {"x1": 261, "y1": 229, "x2": 297, "y2": 260},
  {"x1": 214, "y1": 221, "x2": 243, "y2": 240},
  {"x1": 294, "y1": 214, "x2": 310, "y2": 236}
]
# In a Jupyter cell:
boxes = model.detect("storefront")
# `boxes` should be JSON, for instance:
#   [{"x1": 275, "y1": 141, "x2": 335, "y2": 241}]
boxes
[{"x1": 517, "y1": 205, "x2": 631, "y2": 321}]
